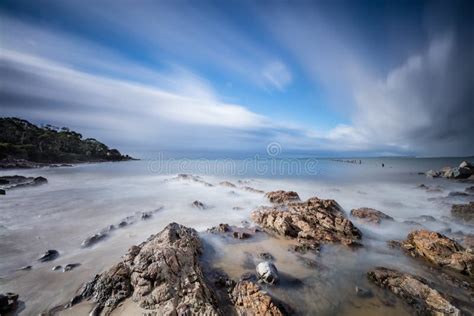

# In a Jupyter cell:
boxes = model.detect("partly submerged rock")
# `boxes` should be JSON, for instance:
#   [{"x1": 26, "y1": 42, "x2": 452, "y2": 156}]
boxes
[
  {"x1": 231, "y1": 280, "x2": 286, "y2": 316},
  {"x1": 256, "y1": 261, "x2": 279, "y2": 285},
  {"x1": 466, "y1": 186, "x2": 474, "y2": 194},
  {"x1": 426, "y1": 170, "x2": 441, "y2": 178},
  {"x1": 243, "y1": 186, "x2": 265, "y2": 194},
  {"x1": 265, "y1": 190, "x2": 300, "y2": 204},
  {"x1": 70, "y1": 223, "x2": 220, "y2": 315},
  {"x1": 81, "y1": 232, "x2": 108, "y2": 248},
  {"x1": 0, "y1": 292, "x2": 19, "y2": 314},
  {"x1": 251, "y1": 196, "x2": 362, "y2": 249},
  {"x1": 0, "y1": 189, "x2": 4, "y2": 195},
  {"x1": 38, "y1": 250, "x2": 59, "y2": 262},
  {"x1": 192, "y1": 200, "x2": 208, "y2": 210},
  {"x1": 451, "y1": 202, "x2": 474, "y2": 222},
  {"x1": 219, "y1": 181, "x2": 236, "y2": 188},
  {"x1": 350, "y1": 207, "x2": 394, "y2": 224},
  {"x1": 0, "y1": 175, "x2": 48, "y2": 189},
  {"x1": 368, "y1": 267, "x2": 460, "y2": 315},
  {"x1": 208, "y1": 223, "x2": 231, "y2": 234},
  {"x1": 399, "y1": 230, "x2": 474, "y2": 276}
]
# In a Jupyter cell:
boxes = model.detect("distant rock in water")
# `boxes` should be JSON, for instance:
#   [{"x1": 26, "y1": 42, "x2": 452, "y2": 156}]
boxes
[
  {"x1": 38, "y1": 250, "x2": 59, "y2": 262},
  {"x1": 192, "y1": 200, "x2": 208, "y2": 209},
  {"x1": 424, "y1": 161, "x2": 474, "y2": 180},
  {"x1": 0, "y1": 292, "x2": 19, "y2": 314},
  {"x1": 265, "y1": 190, "x2": 300, "y2": 204},
  {"x1": 256, "y1": 261, "x2": 279, "y2": 284},
  {"x1": 451, "y1": 202, "x2": 474, "y2": 222},
  {"x1": 368, "y1": 267, "x2": 460, "y2": 315},
  {"x1": 350, "y1": 207, "x2": 394, "y2": 224},
  {"x1": 0, "y1": 117, "x2": 135, "y2": 168},
  {"x1": 0, "y1": 175, "x2": 48, "y2": 190}
]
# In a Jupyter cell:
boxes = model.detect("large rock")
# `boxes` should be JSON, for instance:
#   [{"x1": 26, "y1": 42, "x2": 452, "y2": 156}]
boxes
[
  {"x1": 0, "y1": 175, "x2": 48, "y2": 189},
  {"x1": 368, "y1": 267, "x2": 460, "y2": 315},
  {"x1": 0, "y1": 292, "x2": 19, "y2": 314},
  {"x1": 265, "y1": 190, "x2": 300, "y2": 204},
  {"x1": 451, "y1": 202, "x2": 474, "y2": 222},
  {"x1": 400, "y1": 230, "x2": 474, "y2": 276},
  {"x1": 256, "y1": 261, "x2": 279, "y2": 284},
  {"x1": 426, "y1": 170, "x2": 440, "y2": 178},
  {"x1": 70, "y1": 223, "x2": 220, "y2": 315},
  {"x1": 251, "y1": 197, "x2": 362, "y2": 249},
  {"x1": 350, "y1": 207, "x2": 394, "y2": 224},
  {"x1": 231, "y1": 280, "x2": 286, "y2": 316}
]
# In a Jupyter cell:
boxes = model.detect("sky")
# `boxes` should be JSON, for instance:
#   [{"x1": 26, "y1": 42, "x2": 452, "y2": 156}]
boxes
[{"x1": 0, "y1": 0, "x2": 473, "y2": 158}]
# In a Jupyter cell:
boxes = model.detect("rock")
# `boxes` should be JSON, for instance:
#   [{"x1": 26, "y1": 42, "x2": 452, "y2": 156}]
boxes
[
  {"x1": 172, "y1": 174, "x2": 214, "y2": 187},
  {"x1": 63, "y1": 263, "x2": 80, "y2": 272},
  {"x1": 219, "y1": 181, "x2": 236, "y2": 188},
  {"x1": 426, "y1": 170, "x2": 441, "y2": 178},
  {"x1": 140, "y1": 212, "x2": 152, "y2": 220},
  {"x1": 251, "y1": 197, "x2": 362, "y2": 249},
  {"x1": 448, "y1": 191, "x2": 469, "y2": 197},
  {"x1": 208, "y1": 223, "x2": 231, "y2": 233},
  {"x1": 233, "y1": 231, "x2": 251, "y2": 239},
  {"x1": 81, "y1": 232, "x2": 108, "y2": 248},
  {"x1": 355, "y1": 286, "x2": 373, "y2": 298},
  {"x1": 265, "y1": 190, "x2": 300, "y2": 204},
  {"x1": 192, "y1": 200, "x2": 207, "y2": 209},
  {"x1": 256, "y1": 261, "x2": 279, "y2": 284},
  {"x1": 243, "y1": 186, "x2": 265, "y2": 194},
  {"x1": 231, "y1": 280, "x2": 285, "y2": 315},
  {"x1": 72, "y1": 223, "x2": 220, "y2": 315},
  {"x1": 400, "y1": 230, "x2": 474, "y2": 276},
  {"x1": 460, "y1": 161, "x2": 473, "y2": 169},
  {"x1": 258, "y1": 252, "x2": 275, "y2": 261},
  {"x1": 0, "y1": 292, "x2": 19, "y2": 314},
  {"x1": 52, "y1": 265, "x2": 62, "y2": 271},
  {"x1": 451, "y1": 202, "x2": 474, "y2": 222},
  {"x1": 466, "y1": 186, "x2": 474, "y2": 194},
  {"x1": 368, "y1": 267, "x2": 460, "y2": 315},
  {"x1": 417, "y1": 184, "x2": 429, "y2": 189},
  {"x1": 233, "y1": 206, "x2": 243, "y2": 210},
  {"x1": 350, "y1": 207, "x2": 394, "y2": 224},
  {"x1": 18, "y1": 265, "x2": 32, "y2": 271},
  {"x1": 0, "y1": 189, "x2": 4, "y2": 195},
  {"x1": 38, "y1": 249, "x2": 59, "y2": 262},
  {"x1": 33, "y1": 176, "x2": 48, "y2": 184}
]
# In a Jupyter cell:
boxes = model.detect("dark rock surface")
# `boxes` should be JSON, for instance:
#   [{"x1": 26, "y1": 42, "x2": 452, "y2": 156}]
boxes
[
  {"x1": 350, "y1": 207, "x2": 394, "y2": 224},
  {"x1": 38, "y1": 250, "x2": 59, "y2": 262},
  {"x1": 0, "y1": 292, "x2": 19, "y2": 314},
  {"x1": 265, "y1": 190, "x2": 300, "y2": 204},
  {"x1": 231, "y1": 280, "x2": 286, "y2": 316},
  {"x1": 451, "y1": 202, "x2": 474, "y2": 222}
]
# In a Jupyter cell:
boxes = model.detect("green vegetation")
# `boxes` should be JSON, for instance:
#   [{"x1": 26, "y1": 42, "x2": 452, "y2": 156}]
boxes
[{"x1": 0, "y1": 117, "x2": 133, "y2": 163}]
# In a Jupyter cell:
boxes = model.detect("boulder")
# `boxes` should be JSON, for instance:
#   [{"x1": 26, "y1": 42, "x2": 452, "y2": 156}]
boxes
[
  {"x1": 38, "y1": 249, "x2": 59, "y2": 262},
  {"x1": 451, "y1": 202, "x2": 474, "y2": 222},
  {"x1": 350, "y1": 207, "x2": 394, "y2": 224},
  {"x1": 0, "y1": 292, "x2": 19, "y2": 314},
  {"x1": 368, "y1": 267, "x2": 460, "y2": 315},
  {"x1": 81, "y1": 232, "x2": 108, "y2": 248},
  {"x1": 33, "y1": 176, "x2": 48, "y2": 184},
  {"x1": 0, "y1": 189, "x2": 4, "y2": 195},
  {"x1": 251, "y1": 197, "x2": 362, "y2": 249},
  {"x1": 265, "y1": 190, "x2": 300, "y2": 204},
  {"x1": 192, "y1": 200, "x2": 207, "y2": 210},
  {"x1": 256, "y1": 261, "x2": 279, "y2": 284},
  {"x1": 208, "y1": 223, "x2": 231, "y2": 233},
  {"x1": 399, "y1": 230, "x2": 474, "y2": 276},
  {"x1": 231, "y1": 280, "x2": 285, "y2": 316},
  {"x1": 70, "y1": 223, "x2": 220, "y2": 315}
]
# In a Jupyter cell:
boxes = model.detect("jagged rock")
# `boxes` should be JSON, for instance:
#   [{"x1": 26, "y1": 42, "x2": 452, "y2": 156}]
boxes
[
  {"x1": 38, "y1": 249, "x2": 59, "y2": 262},
  {"x1": 256, "y1": 261, "x2": 279, "y2": 285},
  {"x1": 70, "y1": 223, "x2": 220, "y2": 315},
  {"x1": 231, "y1": 280, "x2": 285, "y2": 316},
  {"x1": 350, "y1": 207, "x2": 394, "y2": 224},
  {"x1": 81, "y1": 232, "x2": 108, "y2": 248},
  {"x1": 251, "y1": 197, "x2": 362, "y2": 249},
  {"x1": 192, "y1": 200, "x2": 207, "y2": 209},
  {"x1": 451, "y1": 202, "x2": 474, "y2": 222},
  {"x1": 0, "y1": 292, "x2": 19, "y2": 314},
  {"x1": 368, "y1": 267, "x2": 460, "y2": 315},
  {"x1": 265, "y1": 190, "x2": 300, "y2": 204},
  {"x1": 399, "y1": 230, "x2": 474, "y2": 276},
  {"x1": 219, "y1": 181, "x2": 236, "y2": 188}
]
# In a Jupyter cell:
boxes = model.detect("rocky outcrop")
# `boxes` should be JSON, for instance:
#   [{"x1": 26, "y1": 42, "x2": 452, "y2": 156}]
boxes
[
  {"x1": 168, "y1": 174, "x2": 214, "y2": 187},
  {"x1": 251, "y1": 196, "x2": 362, "y2": 249},
  {"x1": 265, "y1": 190, "x2": 300, "y2": 204},
  {"x1": 0, "y1": 175, "x2": 48, "y2": 190},
  {"x1": 350, "y1": 207, "x2": 394, "y2": 224},
  {"x1": 368, "y1": 267, "x2": 460, "y2": 315},
  {"x1": 231, "y1": 280, "x2": 285, "y2": 316},
  {"x1": 0, "y1": 292, "x2": 19, "y2": 314},
  {"x1": 399, "y1": 230, "x2": 474, "y2": 276},
  {"x1": 70, "y1": 223, "x2": 220, "y2": 315},
  {"x1": 451, "y1": 202, "x2": 474, "y2": 222},
  {"x1": 425, "y1": 161, "x2": 474, "y2": 180},
  {"x1": 207, "y1": 223, "x2": 257, "y2": 240}
]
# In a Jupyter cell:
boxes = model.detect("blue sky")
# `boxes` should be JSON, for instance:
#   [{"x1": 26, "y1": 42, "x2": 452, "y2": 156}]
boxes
[{"x1": 0, "y1": 0, "x2": 473, "y2": 157}]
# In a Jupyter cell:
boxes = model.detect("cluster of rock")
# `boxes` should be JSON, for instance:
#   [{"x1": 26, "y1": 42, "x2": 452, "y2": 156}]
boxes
[
  {"x1": 0, "y1": 175, "x2": 47, "y2": 193},
  {"x1": 368, "y1": 267, "x2": 460, "y2": 315},
  {"x1": 425, "y1": 161, "x2": 474, "y2": 180},
  {"x1": 68, "y1": 223, "x2": 286, "y2": 315},
  {"x1": 350, "y1": 207, "x2": 394, "y2": 224},
  {"x1": 252, "y1": 192, "x2": 362, "y2": 250}
]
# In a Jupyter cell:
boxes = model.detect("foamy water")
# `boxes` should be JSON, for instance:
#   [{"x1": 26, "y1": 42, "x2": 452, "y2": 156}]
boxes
[{"x1": 0, "y1": 158, "x2": 473, "y2": 315}]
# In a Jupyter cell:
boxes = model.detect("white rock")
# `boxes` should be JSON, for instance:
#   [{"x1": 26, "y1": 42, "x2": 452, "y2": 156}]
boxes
[{"x1": 256, "y1": 261, "x2": 279, "y2": 284}]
